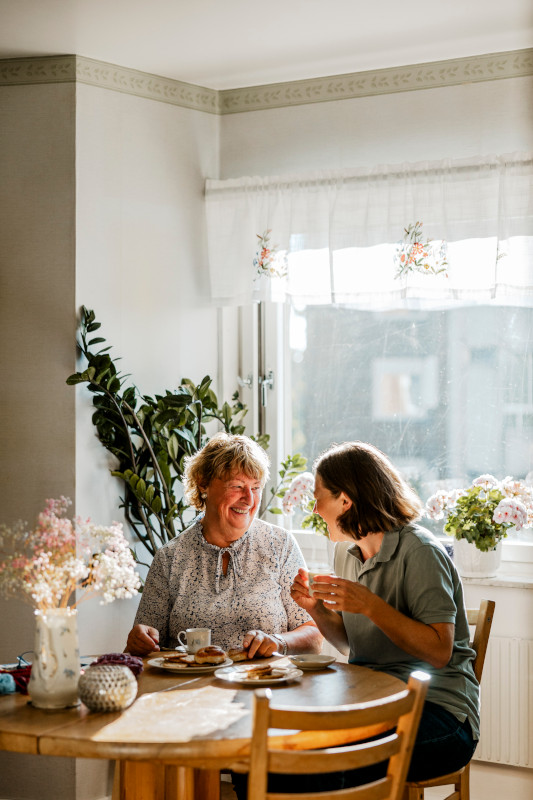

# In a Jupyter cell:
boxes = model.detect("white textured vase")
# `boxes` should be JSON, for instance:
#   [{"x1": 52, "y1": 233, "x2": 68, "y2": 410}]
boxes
[
  {"x1": 28, "y1": 608, "x2": 80, "y2": 709},
  {"x1": 453, "y1": 538, "x2": 502, "y2": 578}
]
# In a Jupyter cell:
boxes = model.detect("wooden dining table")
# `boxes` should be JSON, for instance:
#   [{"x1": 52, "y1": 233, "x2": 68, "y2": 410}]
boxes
[{"x1": 0, "y1": 655, "x2": 406, "y2": 800}]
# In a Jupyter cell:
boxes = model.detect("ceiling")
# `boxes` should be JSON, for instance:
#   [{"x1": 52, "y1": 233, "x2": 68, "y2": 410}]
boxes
[{"x1": 1, "y1": 0, "x2": 533, "y2": 90}]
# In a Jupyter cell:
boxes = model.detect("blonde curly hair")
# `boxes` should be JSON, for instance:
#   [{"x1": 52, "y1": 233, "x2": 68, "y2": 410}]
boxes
[{"x1": 183, "y1": 433, "x2": 270, "y2": 510}]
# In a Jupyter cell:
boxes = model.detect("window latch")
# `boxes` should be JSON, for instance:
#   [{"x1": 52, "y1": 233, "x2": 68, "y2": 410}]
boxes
[
  {"x1": 237, "y1": 374, "x2": 253, "y2": 389},
  {"x1": 259, "y1": 370, "x2": 274, "y2": 407}
]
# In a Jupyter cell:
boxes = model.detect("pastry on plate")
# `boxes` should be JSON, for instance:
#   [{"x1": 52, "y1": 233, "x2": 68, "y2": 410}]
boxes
[
  {"x1": 194, "y1": 645, "x2": 226, "y2": 665},
  {"x1": 227, "y1": 647, "x2": 249, "y2": 662},
  {"x1": 245, "y1": 664, "x2": 277, "y2": 680},
  {"x1": 160, "y1": 653, "x2": 195, "y2": 666}
]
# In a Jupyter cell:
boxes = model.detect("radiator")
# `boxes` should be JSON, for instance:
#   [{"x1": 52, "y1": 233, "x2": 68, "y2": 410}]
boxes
[{"x1": 475, "y1": 636, "x2": 533, "y2": 768}]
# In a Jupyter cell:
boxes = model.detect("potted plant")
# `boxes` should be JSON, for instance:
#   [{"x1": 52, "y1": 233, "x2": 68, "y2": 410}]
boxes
[
  {"x1": 66, "y1": 308, "x2": 267, "y2": 565},
  {"x1": 425, "y1": 474, "x2": 533, "y2": 577}
]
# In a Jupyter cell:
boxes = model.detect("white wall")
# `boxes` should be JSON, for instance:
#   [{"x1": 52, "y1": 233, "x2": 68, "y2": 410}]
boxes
[
  {"x1": 220, "y1": 76, "x2": 533, "y2": 176},
  {"x1": 74, "y1": 83, "x2": 222, "y2": 655}
]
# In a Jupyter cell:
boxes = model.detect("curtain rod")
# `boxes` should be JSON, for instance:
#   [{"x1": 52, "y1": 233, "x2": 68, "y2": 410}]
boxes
[{"x1": 206, "y1": 153, "x2": 533, "y2": 194}]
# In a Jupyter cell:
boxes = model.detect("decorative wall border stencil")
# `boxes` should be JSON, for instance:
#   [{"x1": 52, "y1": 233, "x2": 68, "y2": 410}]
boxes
[
  {"x1": 75, "y1": 57, "x2": 219, "y2": 113},
  {"x1": 0, "y1": 55, "x2": 76, "y2": 85},
  {"x1": 0, "y1": 55, "x2": 219, "y2": 114},
  {"x1": 219, "y1": 48, "x2": 533, "y2": 114},
  {"x1": 1, "y1": 49, "x2": 532, "y2": 115}
]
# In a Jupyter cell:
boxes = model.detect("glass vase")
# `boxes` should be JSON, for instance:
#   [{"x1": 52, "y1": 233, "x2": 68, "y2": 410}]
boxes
[{"x1": 28, "y1": 608, "x2": 80, "y2": 709}]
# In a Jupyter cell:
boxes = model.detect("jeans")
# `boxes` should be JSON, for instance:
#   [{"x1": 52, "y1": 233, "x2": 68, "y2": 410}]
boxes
[{"x1": 231, "y1": 701, "x2": 477, "y2": 799}]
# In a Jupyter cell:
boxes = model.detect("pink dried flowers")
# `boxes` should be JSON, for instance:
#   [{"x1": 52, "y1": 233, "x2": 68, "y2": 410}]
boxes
[{"x1": 0, "y1": 497, "x2": 141, "y2": 611}]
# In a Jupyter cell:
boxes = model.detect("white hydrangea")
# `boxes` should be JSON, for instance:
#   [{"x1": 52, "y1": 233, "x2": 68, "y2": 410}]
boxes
[{"x1": 282, "y1": 472, "x2": 315, "y2": 515}]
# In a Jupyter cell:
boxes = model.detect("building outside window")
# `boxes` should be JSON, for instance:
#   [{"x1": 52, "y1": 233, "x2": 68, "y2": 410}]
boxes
[{"x1": 285, "y1": 302, "x2": 533, "y2": 539}]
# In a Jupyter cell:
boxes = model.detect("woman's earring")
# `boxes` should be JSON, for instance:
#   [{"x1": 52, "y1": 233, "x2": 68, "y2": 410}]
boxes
[{"x1": 201, "y1": 492, "x2": 207, "y2": 500}]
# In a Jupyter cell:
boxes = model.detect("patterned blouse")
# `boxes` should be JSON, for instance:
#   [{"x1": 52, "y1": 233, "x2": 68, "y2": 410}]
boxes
[{"x1": 133, "y1": 518, "x2": 312, "y2": 651}]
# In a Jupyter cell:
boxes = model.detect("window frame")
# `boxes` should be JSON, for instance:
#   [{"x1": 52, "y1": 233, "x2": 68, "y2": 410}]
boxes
[{"x1": 238, "y1": 300, "x2": 533, "y2": 571}]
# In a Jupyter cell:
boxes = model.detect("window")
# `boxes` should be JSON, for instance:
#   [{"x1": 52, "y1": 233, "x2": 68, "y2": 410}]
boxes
[
  {"x1": 278, "y1": 301, "x2": 533, "y2": 542},
  {"x1": 290, "y1": 304, "x2": 532, "y2": 470}
]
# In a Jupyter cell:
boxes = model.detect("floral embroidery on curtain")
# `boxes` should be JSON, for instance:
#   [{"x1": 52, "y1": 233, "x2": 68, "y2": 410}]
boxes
[
  {"x1": 205, "y1": 153, "x2": 533, "y2": 308},
  {"x1": 394, "y1": 222, "x2": 449, "y2": 279},
  {"x1": 253, "y1": 230, "x2": 288, "y2": 280}
]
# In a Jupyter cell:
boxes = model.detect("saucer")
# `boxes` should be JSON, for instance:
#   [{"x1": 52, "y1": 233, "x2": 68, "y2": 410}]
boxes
[{"x1": 288, "y1": 654, "x2": 336, "y2": 671}]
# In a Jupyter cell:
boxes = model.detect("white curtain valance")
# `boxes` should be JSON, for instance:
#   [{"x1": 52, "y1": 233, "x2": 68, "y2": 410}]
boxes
[{"x1": 205, "y1": 154, "x2": 533, "y2": 308}]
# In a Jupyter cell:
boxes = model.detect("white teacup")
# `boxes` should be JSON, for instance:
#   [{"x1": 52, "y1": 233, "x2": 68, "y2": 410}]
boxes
[
  {"x1": 178, "y1": 628, "x2": 211, "y2": 653},
  {"x1": 307, "y1": 570, "x2": 335, "y2": 597}
]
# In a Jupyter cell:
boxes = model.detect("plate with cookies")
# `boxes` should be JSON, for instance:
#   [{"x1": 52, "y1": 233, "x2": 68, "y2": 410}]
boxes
[
  {"x1": 213, "y1": 663, "x2": 303, "y2": 685},
  {"x1": 148, "y1": 646, "x2": 232, "y2": 673}
]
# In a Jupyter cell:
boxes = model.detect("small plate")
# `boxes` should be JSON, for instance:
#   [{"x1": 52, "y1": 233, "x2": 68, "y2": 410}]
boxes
[
  {"x1": 288, "y1": 654, "x2": 336, "y2": 671},
  {"x1": 214, "y1": 665, "x2": 303, "y2": 686},
  {"x1": 147, "y1": 657, "x2": 233, "y2": 674}
]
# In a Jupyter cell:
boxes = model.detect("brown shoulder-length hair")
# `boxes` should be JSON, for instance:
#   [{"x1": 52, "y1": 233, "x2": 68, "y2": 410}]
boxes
[{"x1": 314, "y1": 441, "x2": 422, "y2": 539}]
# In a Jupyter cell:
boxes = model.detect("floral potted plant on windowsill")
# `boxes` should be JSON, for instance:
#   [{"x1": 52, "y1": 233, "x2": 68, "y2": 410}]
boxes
[{"x1": 425, "y1": 475, "x2": 533, "y2": 577}]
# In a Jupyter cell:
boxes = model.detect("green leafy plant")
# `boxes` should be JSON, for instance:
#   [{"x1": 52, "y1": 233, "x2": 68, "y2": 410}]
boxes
[
  {"x1": 263, "y1": 453, "x2": 308, "y2": 517},
  {"x1": 301, "y1": 503, "x2": 329, "y2": 537},
  {"x1": 67, "y1": 308, "x2": 260, "y2": 565}
]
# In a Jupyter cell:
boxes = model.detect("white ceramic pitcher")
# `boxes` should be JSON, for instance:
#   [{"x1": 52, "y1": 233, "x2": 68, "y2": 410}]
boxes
[{"x1": 28, "y1": 608, "x2": 80, "y2": 709}]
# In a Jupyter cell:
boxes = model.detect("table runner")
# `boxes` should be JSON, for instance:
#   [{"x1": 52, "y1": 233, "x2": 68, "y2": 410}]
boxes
[{"x1": 93, "y1": 686, "x2": 248, "y2": 742}]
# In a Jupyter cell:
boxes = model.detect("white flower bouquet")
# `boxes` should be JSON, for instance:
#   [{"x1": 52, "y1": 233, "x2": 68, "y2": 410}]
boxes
[
  {"x1": 281, "y1": 472, "x2": 329, "y2": 536},
  {"x1": 0, "y1": 497, "x2": 141, "y2": 611},
  {"x1": 425, "y1": 474, "x2": 533, "y2": 552}
]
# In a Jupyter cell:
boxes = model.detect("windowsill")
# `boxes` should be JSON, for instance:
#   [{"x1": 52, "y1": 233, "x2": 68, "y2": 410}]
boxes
[
  {"x1": 461, "y1": 573, "x2": 533, "y2": 588},
  {"x1": 291, "y1": 529, "x2": 533, "y2": 586},
  {"x1": 501, "y1": 539, "x2": 533, "y2": 563}
]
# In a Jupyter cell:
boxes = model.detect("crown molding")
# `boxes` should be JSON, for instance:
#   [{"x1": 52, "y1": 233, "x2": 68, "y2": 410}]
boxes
[
  {"x1": 0, "y1": 55, "x2": 219, "y2": 114},
  {"x1": 219, "y1": 48, "x2": 533, "y2": 114},
  {"x1": 0, "y1": 55, "x2": 76, "y2": 85},
  {"x1": 75, "y1": 57, "x2": 219, "y2": 113},
  {"x1": 1, "y1": 49, "x2": 532, "y2": 115}
]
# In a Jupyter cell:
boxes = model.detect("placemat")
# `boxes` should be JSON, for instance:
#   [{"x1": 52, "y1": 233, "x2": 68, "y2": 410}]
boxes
[{"x1": 93, "y1": 686, "x2": 248, "y2": 742}]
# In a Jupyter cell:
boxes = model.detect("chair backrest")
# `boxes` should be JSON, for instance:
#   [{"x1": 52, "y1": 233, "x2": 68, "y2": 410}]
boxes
[
  {"x1": 247, "y1": 671, "x2": 430, "y2": 800},
  {"x1": 466, "y1": 599, "x2": 496, "y2": 683}
]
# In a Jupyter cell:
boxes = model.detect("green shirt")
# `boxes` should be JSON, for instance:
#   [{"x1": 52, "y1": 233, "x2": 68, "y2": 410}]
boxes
[{"x1": 333, "y1": 523, "x2": 480, "y2": 739}]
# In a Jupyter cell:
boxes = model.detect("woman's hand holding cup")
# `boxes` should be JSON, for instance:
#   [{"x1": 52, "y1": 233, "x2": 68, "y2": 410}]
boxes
[
  {"x1": 307, "y1": 569, "x2": 336, "y2": 597},
  {"x1": 290, "y1": 568, "x2": 320, "y2": 611},
  {"x1": 291, "y1": 568, "x2": 338, "y2": 613}
]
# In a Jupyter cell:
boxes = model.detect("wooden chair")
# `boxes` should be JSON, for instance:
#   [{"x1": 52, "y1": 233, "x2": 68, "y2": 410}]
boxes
[
  {"x1": 247, "y1": 670, "x2": 430, "y2": 800},
  {"x1": 403, "y1": 598, "x2": 496, "y2": 800}
]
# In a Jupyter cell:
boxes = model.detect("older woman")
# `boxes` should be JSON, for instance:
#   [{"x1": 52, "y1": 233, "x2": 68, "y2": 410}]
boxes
[
  {"x1": 126, "y1": 432, "x2": 321, "y2": 658},
  {"x1": 291, "y1": 441, "x2": 479, "y2": 784}
]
